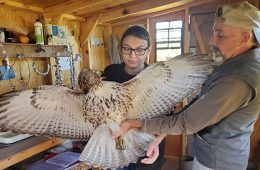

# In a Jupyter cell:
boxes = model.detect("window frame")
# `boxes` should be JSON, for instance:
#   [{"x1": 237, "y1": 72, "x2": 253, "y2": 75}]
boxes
[{"x1": 155, "y1": 20, "x2": 184, "y2": 61}]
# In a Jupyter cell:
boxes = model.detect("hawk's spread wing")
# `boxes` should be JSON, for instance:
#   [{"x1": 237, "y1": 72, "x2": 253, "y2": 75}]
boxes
[
  {"x1": 0, "y1": 54, "x2": 219, "y2": 169},
  {"x1": 125, "y1": 54, "x2": 215, "y2": 119},
  {"x1": 0, "y1": 85, "x2": 94, "y2": 140},
  {"x1": 80, "y1": 54, "x2": 218, "y2": 169}
]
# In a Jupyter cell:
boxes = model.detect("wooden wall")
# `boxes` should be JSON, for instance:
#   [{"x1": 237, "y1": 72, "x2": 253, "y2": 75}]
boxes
[
  {"x1": 87, "y1": 24, "x2": 111, "y2": 71},
  {"x1": 0, "y1": 6, "x2": 82, "y2": 94},
  {"x1": 112, "y1": 19, "x2": 147, "y2": 43},
  {"x1": 84, "y1": 18, "x2": 148, "y2": 71},
  {"x1": 0, "y1": 6, "x2": 48, "y2": 94},
  {"x1": 0, "y1": 6, "x2": 37, "y2": 35},
  {"x1": 0, "y1": 57, "x2": 52, "y2": 94},
  {"x1": 49, "y1": 19, "x2": 81, "y2": 87}
]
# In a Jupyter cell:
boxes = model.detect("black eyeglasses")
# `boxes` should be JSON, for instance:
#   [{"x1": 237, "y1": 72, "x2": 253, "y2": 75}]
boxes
[{"x1": 121, "y1": 46, "x2": 149, "y2": 56}]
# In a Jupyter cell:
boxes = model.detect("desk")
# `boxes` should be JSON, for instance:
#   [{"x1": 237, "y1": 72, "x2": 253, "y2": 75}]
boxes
[{"x1": 0, "y1": 136, "x2": 61, "y2": 169}]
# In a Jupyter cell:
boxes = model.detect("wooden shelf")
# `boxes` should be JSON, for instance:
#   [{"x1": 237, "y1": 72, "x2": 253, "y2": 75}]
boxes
[
  {"x1": 0, "y1": 136, "x2": 62, "y2": 169},
  {"x1": 1, "y1": 43, "x2": 68, "y2": 58}
]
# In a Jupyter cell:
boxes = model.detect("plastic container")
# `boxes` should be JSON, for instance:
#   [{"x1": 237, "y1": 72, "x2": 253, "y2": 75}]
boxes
[
  {"x1": 45, "y1": 24, "x2": 53, "y2": 45},
  {"x1": 34, "y1": 19, "x2": 44, "y2": 45},
  {"x1": 0, "y1": 27, "x2": 5, "y2": 43}
]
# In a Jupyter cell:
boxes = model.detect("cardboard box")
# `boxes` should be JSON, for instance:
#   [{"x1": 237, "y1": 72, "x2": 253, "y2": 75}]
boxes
[
  {"x1": 53, "y1": 25, "x2": 67, "y2": 45},
  {"x1": 45, "y1": 25, "x2": 68, "y2": 45}
]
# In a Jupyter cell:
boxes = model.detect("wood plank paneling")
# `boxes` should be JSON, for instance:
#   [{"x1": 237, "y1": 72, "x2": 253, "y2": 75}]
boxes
[
  {"x1": 87, "y1": 25, "x2": 110, "y2": 71},
  {"x1": 190, "y1": 15, "x2": 207, "y2": 54},
  {"x1": 0, "y1": 6, "x2": 37, "y2": 35},
  {"x1": 8, "y1": 0, "x2": 70, "y2": 8},
  {"x1": 0, "y1": 57, "x2": 52, "y2": 94},
  {"x1": 44, "y1": 0, "x2": 105, "y2": 18},
  {"x1": 183, "y1": 8, "x2": 189, "y2": 53},
  {"x1": 165, "y1": 135, "x2": 183, "y2": 160},
  {"x1": 0, "y1": 6, "x2": 82, "y2": 93},
  {"x1": 98, "y1": 0, "x2": 199, "y2": 23}
]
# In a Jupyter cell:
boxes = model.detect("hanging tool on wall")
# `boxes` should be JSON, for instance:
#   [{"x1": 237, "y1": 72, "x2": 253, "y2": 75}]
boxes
[
  {"x1": 15, "y1": 46, "x2": 30, "y2": 90},
  {"x1": 67, "y1": 44, "x2": 76, "y2": 90},
  {"x1": 32, "y1": 63, "x2": 50, "y2": 76},
  {"x1": 35, "y1": 44, "x2": 45, "y2": 53},
  {"x1": 32, "y1": 45, "x2": 51, "y2": 76},
  {"x1": 54, "y1": 51, "x2": 64, "y2": 86},
  {"x1": 0, "y1": 43, "x2": 8, "y2": 58}
]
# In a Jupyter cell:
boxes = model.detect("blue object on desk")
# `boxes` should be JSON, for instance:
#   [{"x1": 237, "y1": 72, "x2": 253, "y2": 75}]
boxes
[{"x1": 28, "y1": 151, "x2": 80, "y2": 170}]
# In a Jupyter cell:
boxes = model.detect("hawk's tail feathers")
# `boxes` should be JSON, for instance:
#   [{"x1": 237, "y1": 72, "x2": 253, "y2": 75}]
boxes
[{"x1": 79, "y1": 124, "x2": 154, "y2": 169}]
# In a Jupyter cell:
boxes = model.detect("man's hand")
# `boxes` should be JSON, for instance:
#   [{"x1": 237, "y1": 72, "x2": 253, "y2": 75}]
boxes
[
  {"x1": 111, "y1": 119, "x2": 142, "y2": 139},
  {"x1": 141, "y1": 134, "x2": 167, "y2": 164}
]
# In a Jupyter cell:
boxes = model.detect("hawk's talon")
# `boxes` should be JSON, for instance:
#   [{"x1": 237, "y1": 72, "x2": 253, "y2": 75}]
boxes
[{"x1": 115, "y1": 136, "x2": 126, "y2": 150}]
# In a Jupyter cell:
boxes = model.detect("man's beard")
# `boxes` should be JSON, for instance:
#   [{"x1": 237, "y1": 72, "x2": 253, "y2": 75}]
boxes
[{"x1": 210, "y1": 47, "x2": 226, "y2": 63}]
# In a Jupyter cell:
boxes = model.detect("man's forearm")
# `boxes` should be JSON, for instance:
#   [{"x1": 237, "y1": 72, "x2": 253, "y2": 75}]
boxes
[
  {"x1": 128, "y1": 119, "x2": 142, "y2": 129},
  {"x1": 154, "y1": 134, "x2": 167, "y2": 145}
]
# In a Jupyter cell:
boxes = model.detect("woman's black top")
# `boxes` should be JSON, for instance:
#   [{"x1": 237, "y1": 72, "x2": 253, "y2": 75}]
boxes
[{"x1": 102, "y1": 63, "x2": 149, "y2": 83}]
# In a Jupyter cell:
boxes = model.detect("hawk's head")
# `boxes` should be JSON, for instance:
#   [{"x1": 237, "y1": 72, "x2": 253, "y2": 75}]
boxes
[{"x1": 78, "y1": 68, "x2": 102, "y2": 94}]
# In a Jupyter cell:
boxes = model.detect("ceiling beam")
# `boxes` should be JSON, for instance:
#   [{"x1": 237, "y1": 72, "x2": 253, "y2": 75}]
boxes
[
  {"x1": 62, "y1": 14, "x2": 86, "y2": 22},
  {"x1": 110, "y1": 0, "x2": 215, "y2": 26},
  {"x1": 111, "y1": 16, "x2": 147, "y2": 27},
  {"x1": 80, "y1": 14, "x2": 102, "y2": 47},
  {"x1": 72, "y1": 0, "x2": 138, "y2": 17},
  {"x1": 44, "y1": 0, "x2": 105, "y2": 18},
  {"x1": 50, "y1": 15, "x2": 64, "y2": 25},
  {"x1": 47, "y1": 14, "x2": 85, "y2": 25},
  {"x1": 0, "y1": 0, "x2": 44, "y2": 13},
  {"x1": 98, "y1": 0, "x2": 195, "y2": 22}
]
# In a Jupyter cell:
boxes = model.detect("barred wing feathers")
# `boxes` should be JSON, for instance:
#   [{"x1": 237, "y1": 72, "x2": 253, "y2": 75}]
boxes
[
  {"x1": 125, "y1": 54, "x2": 215, "y2": 119},
  {"x1": 0, "y1": 86, "x2": 94, "y2": 141},
  {"x1": 80, "y1": 54, "x2": 217, "y2": 169},
  {"x1": 0, "y1": 54, "x2": 217, "y2": 170}
]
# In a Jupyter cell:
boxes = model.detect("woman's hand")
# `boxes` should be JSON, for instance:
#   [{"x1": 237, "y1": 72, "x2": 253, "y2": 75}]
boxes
[
  {"x1": 141, "y1": 134, "x2": 167, "y2": 164},
  {"x1": 111, "y1": 119, "x2": 142, "y2": 139}
]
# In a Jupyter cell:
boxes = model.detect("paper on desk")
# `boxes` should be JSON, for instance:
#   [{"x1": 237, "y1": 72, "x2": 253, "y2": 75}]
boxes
[
  {"x1": 46, "y1": 151, "x2": 80, "y2": 168},
  {"x1": 29, "y1": 159, "x2": 64, "y2": 170}
]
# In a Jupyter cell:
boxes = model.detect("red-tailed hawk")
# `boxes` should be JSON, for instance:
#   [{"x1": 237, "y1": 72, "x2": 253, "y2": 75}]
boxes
[{"x1": 0, "y1": 54, "x2": 218, "y2": 169}]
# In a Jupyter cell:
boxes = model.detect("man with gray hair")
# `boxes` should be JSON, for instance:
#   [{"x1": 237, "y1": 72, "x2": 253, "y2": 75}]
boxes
[{"x1": 112, "y1": 1, "x2": 260, "y2": 170}]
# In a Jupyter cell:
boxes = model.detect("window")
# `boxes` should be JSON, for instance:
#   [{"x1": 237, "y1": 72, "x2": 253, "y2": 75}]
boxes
[{"x1": 155, "y1": 20, "x2": 183, "y2": 61}]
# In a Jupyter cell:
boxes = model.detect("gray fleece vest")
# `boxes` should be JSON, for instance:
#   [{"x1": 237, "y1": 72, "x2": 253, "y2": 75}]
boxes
[{"x1": 194, "y1": 48, "x2": 260, "y2": 170}]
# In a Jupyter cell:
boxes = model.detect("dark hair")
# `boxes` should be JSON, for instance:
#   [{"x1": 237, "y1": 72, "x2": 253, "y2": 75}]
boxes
[{"x1": 120, "y1": 25, "x2": 150, "y2": 48}]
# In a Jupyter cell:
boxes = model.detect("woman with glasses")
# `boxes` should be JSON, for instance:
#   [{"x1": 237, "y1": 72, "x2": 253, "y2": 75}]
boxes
[{"x1": 102, "y1": 25, "x2": 165, "y2": 170}]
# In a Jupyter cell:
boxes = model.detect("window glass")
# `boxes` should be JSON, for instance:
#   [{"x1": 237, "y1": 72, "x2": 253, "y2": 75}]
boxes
[
  {"x1": 156, "y1": 49, "x2": 182, "y2": 61},
  {"x1": 155, "y1": 20, "x2": 183, "y2": 61},
  {"x1": 156, "y1": 22, "x2": 169, "y2": 29}
]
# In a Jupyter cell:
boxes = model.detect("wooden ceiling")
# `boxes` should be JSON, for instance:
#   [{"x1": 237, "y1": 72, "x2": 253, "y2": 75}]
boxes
[{"x1": 0, "y1": 0, "x2": 217, "y2": 23}]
